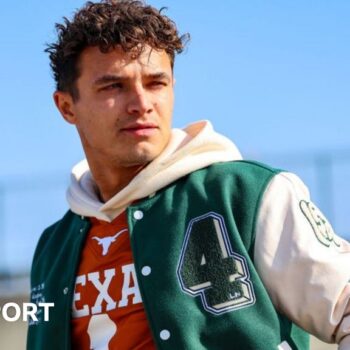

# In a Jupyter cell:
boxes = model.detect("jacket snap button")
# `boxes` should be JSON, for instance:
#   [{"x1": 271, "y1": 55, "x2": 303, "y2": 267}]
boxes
[
  {"x1": 141, "y1": 266, "x2": 151, "y2": 276},
  {"x1": 160, "y1": 329, "x2": 170, "y2": 340},
  {"x1": 63, "y1": 287, "x2": 69, "y2": 295},
  {"x1": 133, "y1": 210, "x2": 144, "y2": 220}
]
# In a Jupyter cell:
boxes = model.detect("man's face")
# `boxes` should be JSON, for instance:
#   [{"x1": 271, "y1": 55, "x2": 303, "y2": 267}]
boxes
[{"x1": 57, "y1": 45, "x2": 174, "y2": 168}]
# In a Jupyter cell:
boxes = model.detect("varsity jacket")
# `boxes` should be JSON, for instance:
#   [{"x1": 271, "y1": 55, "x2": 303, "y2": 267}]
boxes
[
  {"x1": 28, "y1": 161, "x2": 309, "y2": 349},
  {"x1": 28, "y1": 121, "x2": 350, "y2": 349}
]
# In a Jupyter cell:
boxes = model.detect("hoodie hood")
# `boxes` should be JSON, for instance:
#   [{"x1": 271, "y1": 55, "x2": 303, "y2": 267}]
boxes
[{"x1": 67, "y1": 120, "x2": 242, "y2": 222}]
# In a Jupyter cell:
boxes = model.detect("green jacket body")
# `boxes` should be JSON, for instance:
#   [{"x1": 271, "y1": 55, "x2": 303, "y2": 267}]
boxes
[{"x1": 28, "y1": 161, "x2": 309, "y2": 349}]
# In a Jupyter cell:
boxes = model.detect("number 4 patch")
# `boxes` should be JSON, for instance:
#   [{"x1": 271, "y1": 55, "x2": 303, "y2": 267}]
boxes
[{"x1": 177, "y1": 212, "x2": 255, "y2": 315}]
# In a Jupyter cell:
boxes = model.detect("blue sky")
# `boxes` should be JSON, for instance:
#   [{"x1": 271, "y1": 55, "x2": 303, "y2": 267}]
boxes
[{"x1": 0, "y1": 1, "x2": 349, "y2": 272}]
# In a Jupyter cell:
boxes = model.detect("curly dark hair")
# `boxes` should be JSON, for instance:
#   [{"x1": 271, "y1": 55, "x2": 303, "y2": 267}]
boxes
[{"x1": 46, "y1": 0, "x2": 189, "y2": 100}]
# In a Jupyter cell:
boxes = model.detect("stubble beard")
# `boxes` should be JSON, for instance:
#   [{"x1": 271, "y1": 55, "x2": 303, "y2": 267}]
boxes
[{"x1": 112, "y1": 145, "x2": 161, "y2": 169}]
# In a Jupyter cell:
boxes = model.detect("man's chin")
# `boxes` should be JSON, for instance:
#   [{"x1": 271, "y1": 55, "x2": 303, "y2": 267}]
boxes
[{"x1": 120, "y1": 152, "x2": 159, "y2": 168}]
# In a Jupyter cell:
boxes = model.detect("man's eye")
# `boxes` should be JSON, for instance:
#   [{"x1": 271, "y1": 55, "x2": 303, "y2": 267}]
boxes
[
  {"x1": 149, "y1": 81, "x2": 166, "y2": 88},
  {"x1": 101, "y1": 83, "x2": 123, "y2": 91}
]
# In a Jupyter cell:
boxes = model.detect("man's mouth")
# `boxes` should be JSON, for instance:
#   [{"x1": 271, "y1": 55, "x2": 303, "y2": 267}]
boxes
[{"x1": 120, "y1": 123, "x2": 158, "y2": 137}]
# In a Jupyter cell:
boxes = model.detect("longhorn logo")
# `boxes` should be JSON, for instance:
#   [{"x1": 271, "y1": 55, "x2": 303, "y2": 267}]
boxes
[
  {"x1": 92, "y1": 229, "x2": 128, "y2": 256},
  {"x1": 87, "y1": 314, "x2": 117, "y2": 350}
]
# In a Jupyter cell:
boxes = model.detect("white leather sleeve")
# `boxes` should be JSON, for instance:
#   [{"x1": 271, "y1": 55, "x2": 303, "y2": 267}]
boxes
[{"x1": 254, "y1": 172, "x2": 350, "y2": 346}]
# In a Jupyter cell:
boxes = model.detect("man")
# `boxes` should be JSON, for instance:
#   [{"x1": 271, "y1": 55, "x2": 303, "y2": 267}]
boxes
[{"x1": 28, "y1": 1, "x2": 350, "y2": 349}]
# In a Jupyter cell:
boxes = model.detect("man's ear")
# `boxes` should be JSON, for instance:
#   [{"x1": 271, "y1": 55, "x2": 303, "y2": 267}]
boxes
[{"x1": 53, "y1": 91, "x2": 77, "y2": 125}]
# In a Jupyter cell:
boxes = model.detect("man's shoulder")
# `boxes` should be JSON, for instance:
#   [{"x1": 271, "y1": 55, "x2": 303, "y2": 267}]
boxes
[
  {"x1": 175, "y1": 160, "x2": 283, "y2": 200},
  {"x1": 42, "y1": 210, "x2": 77, "y2": 236},
  {"x1": 32, "y1": 210, "x2": 79, "y2": 264},
  {"x1": 210, "y1": 160, "x2": 280, "y2": 172},
  {"x1": 192, "y1": 160, "x2": 282, "y2": 179}
]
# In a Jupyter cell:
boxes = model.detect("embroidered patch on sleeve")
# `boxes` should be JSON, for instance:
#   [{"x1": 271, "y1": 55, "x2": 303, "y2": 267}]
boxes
[
  {"x1": 177, "y1": 212, "x2": 255, "y2": 315},
  {"x1": 299, "y1": 200, "x2": 340, "y2": 248}
]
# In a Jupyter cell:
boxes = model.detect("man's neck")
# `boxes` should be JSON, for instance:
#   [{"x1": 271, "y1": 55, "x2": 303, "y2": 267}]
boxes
[{"x1": 88, "y1": 159, "x2": 145, "y2": 202}]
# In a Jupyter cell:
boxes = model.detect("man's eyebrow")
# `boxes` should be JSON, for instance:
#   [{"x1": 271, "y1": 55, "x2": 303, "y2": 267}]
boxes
[
  {"x1": 93, "y1": 74, "x2": 125, "y2": 86},
  {"x1": 144, "y1": 72, "x2": 171, "y2": 82},
  {"x1": 93, "y1": 72, "x2": 172, "y2": 86}
]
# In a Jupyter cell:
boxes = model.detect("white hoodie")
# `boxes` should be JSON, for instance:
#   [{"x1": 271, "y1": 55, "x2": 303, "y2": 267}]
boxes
[
  {"x1": 66, "y1": 119, "x2": 350, "y2": 348},
  {"x1": 67, "y1": 120, "x2": 242, "y2": 221}
]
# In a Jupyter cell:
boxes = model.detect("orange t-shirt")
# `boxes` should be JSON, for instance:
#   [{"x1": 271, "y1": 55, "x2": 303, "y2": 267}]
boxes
[{"x1": 71, "y1": 213, "x2": 156, "y2": 349}]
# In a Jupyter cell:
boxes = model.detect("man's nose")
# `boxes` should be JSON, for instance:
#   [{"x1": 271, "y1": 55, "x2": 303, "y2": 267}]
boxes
[{"x1": 126, "y1": 86, "x2": 153, "y2": 116}]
